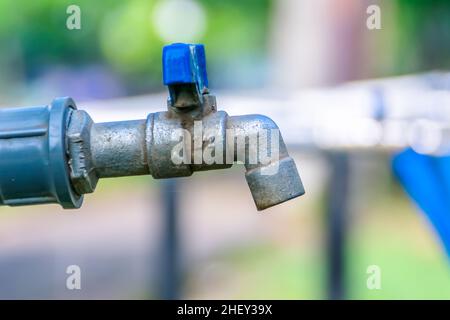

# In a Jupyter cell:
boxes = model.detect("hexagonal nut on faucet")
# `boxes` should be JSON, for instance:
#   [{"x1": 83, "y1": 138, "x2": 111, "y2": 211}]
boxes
[{"x1": 67, "y1": 109, "x2": 98, "y2": 194}]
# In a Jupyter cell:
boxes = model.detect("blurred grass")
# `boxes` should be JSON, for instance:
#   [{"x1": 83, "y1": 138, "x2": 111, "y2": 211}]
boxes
[
  {"x1": 189, "y1": 184, "x2": 450, "y2": 299},
  {"x1": 0, "y1": 175, "x2": 154, "y2": 220},
  {"x1": 347, "y1": 193, "x2": 450, "y2": 299},
  {"x1": 213, "y1": 244, "x2": 325, "y2": 299},
  {"x1": 93, "y1": 174, "x2": 155, "y2": 195},
  {"x1": 1, "y1": 170, "x2": 448, "y2": 299}
]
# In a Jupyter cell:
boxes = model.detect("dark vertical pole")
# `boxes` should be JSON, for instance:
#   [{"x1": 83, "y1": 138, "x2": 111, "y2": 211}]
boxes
[
  {"x1": 160, "y1": 178, "x2": 180, "y2": 300},
  {"x1": 326, "y1": 152, "x2": 350, "y2": 300}
]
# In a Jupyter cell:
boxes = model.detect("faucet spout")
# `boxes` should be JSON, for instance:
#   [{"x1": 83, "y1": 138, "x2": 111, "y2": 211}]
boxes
[{"x1": 227, "y1": 115, "x2": 305, "y2": 210}]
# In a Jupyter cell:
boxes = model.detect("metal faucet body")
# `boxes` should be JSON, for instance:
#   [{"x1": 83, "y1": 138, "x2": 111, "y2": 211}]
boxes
[{"x1": 0, "y1": 43, "x2": 304, "y2": 210}]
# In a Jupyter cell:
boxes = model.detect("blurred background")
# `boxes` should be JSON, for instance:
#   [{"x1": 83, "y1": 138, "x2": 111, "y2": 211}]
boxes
[{"x1": 0, "y1": 0, "x2": 449, "y2": 299}]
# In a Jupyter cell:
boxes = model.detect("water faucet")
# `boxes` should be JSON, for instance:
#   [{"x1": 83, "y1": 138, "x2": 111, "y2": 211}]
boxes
[{"x1": 0, "y1": 43, "x2": 305, "y2": 210}]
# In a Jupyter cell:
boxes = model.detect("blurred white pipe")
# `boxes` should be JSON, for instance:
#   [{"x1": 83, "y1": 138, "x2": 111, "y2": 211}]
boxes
[{"x1": 82, "y1": 72, "x2": 450, "y2": 155}]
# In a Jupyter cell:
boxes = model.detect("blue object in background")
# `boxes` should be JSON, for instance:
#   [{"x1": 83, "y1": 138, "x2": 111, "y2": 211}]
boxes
[{"x1": 393, "y1": 148, "x2": 450, "y2": 256}]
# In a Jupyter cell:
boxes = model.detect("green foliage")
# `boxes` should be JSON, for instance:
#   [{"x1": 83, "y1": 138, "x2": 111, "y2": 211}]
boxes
[
  {"x1": 395, "y1": 0, "x2": 450, "y2": 73},
  {"x1": 0, "y1": 0, "x2": 271, "y2": 91}
]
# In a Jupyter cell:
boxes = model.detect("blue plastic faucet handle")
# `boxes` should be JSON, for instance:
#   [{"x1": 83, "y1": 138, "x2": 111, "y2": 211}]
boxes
[{"x1": 162, "y1": 43, "x2": 209, "y2": 93}]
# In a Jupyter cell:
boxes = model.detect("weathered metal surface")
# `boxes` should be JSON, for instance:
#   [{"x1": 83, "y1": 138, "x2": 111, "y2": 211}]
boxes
[
  {"x1": 0, "y1": 43, "x2": 305, "y2": 210},
  {"x1": 65, "y1": 93, "x2": 305, "y2": 210},
  {"x1": 90, "y1": 119, "x2": 148, "y2": 178},
  {"x1": 0, "y1": 95, "x2": 305, "y2": 210},
  {"x1": 67, "y1": 109, "x2": 96, "y2": 194},
  {"x1": 227, "y1": 115, "x2": 305, "y2": 210}
]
